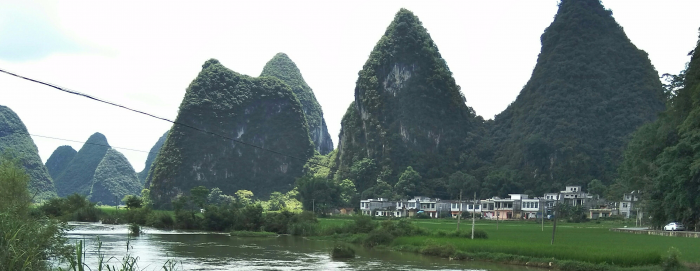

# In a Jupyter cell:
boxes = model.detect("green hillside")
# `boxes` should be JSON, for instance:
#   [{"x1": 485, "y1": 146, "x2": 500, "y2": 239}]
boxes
[
  {"x1": 45, "y1": 145, "x2": 77, "y2": 180},
  {"x1": 332, "y1": 9, "x2": 484, "y2": 197},
  {"x1": 0, "y1": 105, "x2": 57, "y2": 201},
  {"x1": 91, "y1": 148, "x2": 143, "y2": 205},
  {"x1": 138, "y1": 130, "x2": 168, "y2": 184},
  {"x1": 53, "y1": 133, "x2": 110, "y2": 197},
  {"x1": 148, "y1": 59, "x2": 315, "y2": 207},
  {"x1": 616, "y1": 30, "x2": 700, "y2": 228},
  {"x1": 260, "y1": 53, "x2": 334, "y2": 154},
  {"x1": 489, "y1": 0, "x2": 665, "y2": 195}
]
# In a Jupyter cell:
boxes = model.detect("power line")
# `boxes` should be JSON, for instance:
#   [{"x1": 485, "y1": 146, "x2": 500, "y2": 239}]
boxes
[
  {"x1": 1, "y1": 129, "x2": 153, "y2": 154},
  {"x1": 0, "y1": 68, "x2": 332, "y2": 170}
]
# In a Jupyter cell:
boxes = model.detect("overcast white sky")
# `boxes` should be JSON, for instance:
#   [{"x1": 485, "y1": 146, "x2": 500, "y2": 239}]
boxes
[{"x1": 1, "y1": 0, "x2": 698, "y2": 172}]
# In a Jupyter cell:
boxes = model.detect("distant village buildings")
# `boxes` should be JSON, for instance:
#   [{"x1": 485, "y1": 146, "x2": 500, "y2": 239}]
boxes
[{"x1": 359, "y1": 186, "x2": 640, "y2": 220}]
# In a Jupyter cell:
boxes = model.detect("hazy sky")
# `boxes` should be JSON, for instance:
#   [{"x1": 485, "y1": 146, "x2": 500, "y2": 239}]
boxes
[{"x1": 1, "y1": 0, "x2": 698, "y2": 172}]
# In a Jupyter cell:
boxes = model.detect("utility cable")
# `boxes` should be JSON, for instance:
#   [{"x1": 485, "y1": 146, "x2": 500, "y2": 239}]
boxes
[
  {"x1": 1, "y1": 129, "x2": 154, "y2": 154},
  {"x1": 0, "y1": 68, "x2": 333, "y2": 170}
]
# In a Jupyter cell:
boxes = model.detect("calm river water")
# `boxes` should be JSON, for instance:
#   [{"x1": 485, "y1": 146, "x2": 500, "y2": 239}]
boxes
[{"x1": 66, "y1": 222, "x2": 538, "y2": 271}]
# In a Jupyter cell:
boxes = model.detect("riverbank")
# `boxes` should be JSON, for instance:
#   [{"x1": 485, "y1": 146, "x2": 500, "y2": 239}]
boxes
[{"x1": 314, "y1": 218, "x2": 699, "y2": 271}]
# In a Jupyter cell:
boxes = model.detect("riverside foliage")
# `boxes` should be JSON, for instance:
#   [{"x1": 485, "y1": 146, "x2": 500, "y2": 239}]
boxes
[{"x1": 615, "y1": 30, "x2": 700, "y2": 230}]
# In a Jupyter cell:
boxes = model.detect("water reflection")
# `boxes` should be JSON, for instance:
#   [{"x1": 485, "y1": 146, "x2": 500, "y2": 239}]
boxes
[{"x1": 66, "y1": 222, "x2": 538, "y2": 271}]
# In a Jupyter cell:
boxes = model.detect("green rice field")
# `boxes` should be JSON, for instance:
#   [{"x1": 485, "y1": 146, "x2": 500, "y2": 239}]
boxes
[{"x1": 319, "y1": 218, "x2": 700, "y2": 266}]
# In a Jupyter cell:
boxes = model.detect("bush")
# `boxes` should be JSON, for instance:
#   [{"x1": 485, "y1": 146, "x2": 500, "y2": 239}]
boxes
[
  {"x1": 289, "y1": 222, "x2": 318, "y2": 236},
  {"x1": 363, "y1": 229, "x2": 394, "y2": 248},
  {"x1": 174, "y1": 211, "x2": 199, "y2": 230},
  {"x1": 420, "y1": 243, "x2": 456, "y2": 258},
  {"x1": 330, "y1": 245, "x2": 355, "y2": 259},
  {"x1": 129, "y1": 223, "x2": 142, "y2": 236},
  {"x1": 123, "y1": 207, "x2": 151, "y2": 225},
  {"x1": 39, "y1": 194, "x2": 103, "y2": 222},
  {"x1": 264, "y1": 211, "x2": 295, "y2": 234},
  {"x1": 662, "y1": 247, "x2": 683, "y2": 271},
  {"x1": 351, "y1": 215, "x2": 376, "y2": 233},
  {"x1": 145, "y1": 211, "x2": 174, "y2": 229}
]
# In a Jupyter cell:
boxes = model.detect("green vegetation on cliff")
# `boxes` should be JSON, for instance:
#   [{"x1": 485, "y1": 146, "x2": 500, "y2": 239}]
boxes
[
  {"x1": 138, "y1": 130, "x2": 168, "y2": 184},
  {"x1": 148, "y1": 59, "x2": 315, "y2": 207},
  {"x1": 91, "y1": 148, "x2": 143, "y2": 205},
  {"x1": 616, "y1": 30, "x2": 700, "y2": 229},
  {"x1": 0, "y1": 105, "x2": 56, "y2": 201},
  {"x1": 333, "y1": 9, "x2": 482, "y2": 196},
  {"x1": 53, "y1": 132, "x2": 110, "y2": 197},
  {"x1": 489, "y1": 0, "x2": 666, "y2": 195},
  {"x1": 45, "y1": 145, "x2": 76, "y2": 180},
  {"x1": 261, "y1": 53, "x2": 334, "y2": 155}
]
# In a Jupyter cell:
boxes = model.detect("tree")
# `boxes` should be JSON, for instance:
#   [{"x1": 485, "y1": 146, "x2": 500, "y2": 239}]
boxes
[
  {"x1": 448, "y1": 171, "x2": 479, "y2": 199},
  {"x1": 587, "y1": 179, "x2": 606, "y2": 199},
  {"x1": 190, "y1": 186, "x2": 210, "y2": 209},
  {"x1": 268, "y1": 191, "x2": 286, "y2": 211},
  {"x1": 394, "y1": 166, "x2": 422, "y2": 198},
  {"x1": 122, "y1": 195, "x2": 143, "y2": 210},
  {"x1": 350, "y1": 158, "x2": 378, "y2": 193},
  {"x1": 295, "y1": 175, "x2": 340, "y2": 213},
  {"x1": 235, "y1": 190, "x2": 254, "y2": 206},
  {"x1": 140, "y1": 189, "x2": 152, "y2": 208},
  {"x1": 448, "y1": 171, "x2": 478, "y2": 231},
  {"x1": 0, "y1": 155, "x2": 31, "y2": 215},
  {"x1": 337, "y1": 179, "x2": 357, "y2": 207}
]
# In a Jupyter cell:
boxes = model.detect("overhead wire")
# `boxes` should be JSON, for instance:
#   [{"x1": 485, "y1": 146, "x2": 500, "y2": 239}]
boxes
[
  {"x1": 1, "y1": 129, "x2": 154, "y2": 154},
  {"x1": 0, "y1": 68, "x2": 334, "y2": 170}
]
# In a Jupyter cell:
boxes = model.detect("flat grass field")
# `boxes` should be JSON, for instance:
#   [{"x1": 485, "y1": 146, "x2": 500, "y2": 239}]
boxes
[{"x1": 318, "y1": 218, "x2": 700, "y2": 265}]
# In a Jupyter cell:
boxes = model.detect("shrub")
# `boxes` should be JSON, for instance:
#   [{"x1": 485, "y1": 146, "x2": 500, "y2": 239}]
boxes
[
  {"x1": 264, "y1": 210, "x2": 294, "y2": 234},
  {"x1": 363, "y1": 229, "x2": 394, "y2": 248},
  {"x1": 129, "y1": 223, "x2": 142, "y2": 236},
  {"x1": 351, "y1": 215, "x2": 376, "y2": 233},
  {"x1": 662, "y1": 247, "x2": 683, "y2": 271},
  {"x1": 420, "y1": 243, "x2": 456, "y2": 258},
  {"x1": 289, "y1": 222, "x2": 318, "y2": 236},
  {"x1": 330, "y1": 245, "x2": 355, "y2": 259},
  {"x1": 145, "y1": 211, "x2": 174, "y2": 229}
]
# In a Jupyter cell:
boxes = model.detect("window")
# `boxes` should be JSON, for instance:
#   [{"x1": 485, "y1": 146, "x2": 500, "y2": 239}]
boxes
[{"x1": 622, "y1": 203, "x2": 628, "y2": 208}]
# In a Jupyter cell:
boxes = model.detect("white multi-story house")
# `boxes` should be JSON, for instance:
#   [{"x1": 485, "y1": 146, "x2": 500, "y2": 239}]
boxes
[
  {"x1": 449, "y1": 200, "x2": 482, "y2": 218},
  {"x1": 360, "y1": 198, "x2": 394, "y2": 216},
  {"x1": 619, "y1": 191, "x2": 640, "y2": 219}
]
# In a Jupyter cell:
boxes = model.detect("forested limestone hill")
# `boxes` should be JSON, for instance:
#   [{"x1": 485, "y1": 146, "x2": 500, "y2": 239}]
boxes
[
  {"x1": 91, "y1": 148, "x2": 143, "y2": 205},
  {"x1": 260, "y1": 53, "x2": 334, "y2": 155},
  {"x1": 332, "y1": 9, "x2": 485, "y2": 198},
  {"x1": 616, "y1": 30, "x2": 700, "y2": 228},
  {"x1": 147, "y1": 59, "x2": 315, "y2": 207},
  {"x1": 0, "y1": 105, "x2": 57, "y2": 201},
  {"x1": 45, "y1": 145, "x2": 77, "y2": 180},
  {"x1": 489, "y1": 0, "x2": 665, "y2": 195},
  {"x1": 139, "y1": 130, "x2": 169, "y2": 184},
  {"x1": 53, "y1": 133, "x2": 110, "y2": 197}
]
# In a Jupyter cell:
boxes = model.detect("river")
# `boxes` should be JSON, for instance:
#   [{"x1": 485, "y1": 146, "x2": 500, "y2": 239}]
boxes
[{"x1": 66, "y1": 222, "x2": 538, "y2": 271}]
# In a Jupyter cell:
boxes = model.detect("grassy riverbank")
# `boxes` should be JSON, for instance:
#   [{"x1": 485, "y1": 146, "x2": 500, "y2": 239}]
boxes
[{"x1": 317, "y1": 218, "x2": 698, "y2": 270}]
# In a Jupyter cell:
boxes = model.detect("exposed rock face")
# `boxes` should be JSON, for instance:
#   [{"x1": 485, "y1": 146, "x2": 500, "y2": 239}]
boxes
[
  {"x1": 45, "y1": 145, "x2": 77, "y2": 180},
  {"x1": 260, "y1": 53, "x2": 334, "y2": 154},
  {"x1": 333, "y1": 9, "x2": 481, "y2": 192},
  {"x1": 54, "y1": 133, "x2": 110, "y2": 197},
  {"x1": 91, "y1": 149, "x2": 143, "y2": 205},
  {"x1": 0, "y1": 105, "x2": 57, "y2": 201},
  {"x1": 138, "y1": 130, "x2": 169, "y2": 184},
  {"x1": 148, "y1": 59, "x2": 315, "y2": 207},
  {"x1": 490, "y1": 0, "x2": 665, "y2": 192}
]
